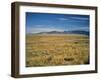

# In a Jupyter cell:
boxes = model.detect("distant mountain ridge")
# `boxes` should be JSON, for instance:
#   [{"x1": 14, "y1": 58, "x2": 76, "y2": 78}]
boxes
[{"x1": 36, "y1": 30, "x2": 89, "y2": 36}]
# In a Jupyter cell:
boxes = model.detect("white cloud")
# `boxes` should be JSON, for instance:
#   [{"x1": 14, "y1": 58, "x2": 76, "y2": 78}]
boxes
[
  {"x1": 34, "y1": 25, "x2": 44, "y2": 27},
  {"x1": 70, "y1": 17, "x2": 89, "y2": 20},
  {"x1": 57, "y1": 18, "x2": 69, "y2": 21},
  {"x1": 26, "y1": 26, "x2": 63, "y2": 34},
  {"x1": 57, "y1": 17, "x2": 89, "y2": 22}
]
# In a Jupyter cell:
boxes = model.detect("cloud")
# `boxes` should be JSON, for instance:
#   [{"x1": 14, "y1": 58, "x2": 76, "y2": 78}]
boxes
[
  {"x1": 57, "y1": 18, "x2": 69, "y2": 21},
  {"x1": 70, "y1": 17, "x2": 89, "y2": 21},
  {"x1": 57, "y1": 16, "x2": 89, "y2": 23},
  {"x1": 26, "y1": 26, "x2": 63, "y2": 34},
  {"x1": 33, "y1": 25, "x2": 44, "y2": 27}
]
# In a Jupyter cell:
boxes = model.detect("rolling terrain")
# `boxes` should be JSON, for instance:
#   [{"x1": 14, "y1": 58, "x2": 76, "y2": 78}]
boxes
[{"x1": 26, "y1": 31, "x2": 89, "y2": 67}]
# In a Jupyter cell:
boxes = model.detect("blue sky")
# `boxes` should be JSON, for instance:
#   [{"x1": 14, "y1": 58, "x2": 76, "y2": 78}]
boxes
[{"x1": 26, "y1": 12, "x2": 89, "y2": 34}]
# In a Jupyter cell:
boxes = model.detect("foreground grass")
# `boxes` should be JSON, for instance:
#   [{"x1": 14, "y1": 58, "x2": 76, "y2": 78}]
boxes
[{"x1": 26, "y1": 34, "x2": 89, "y2": 67}]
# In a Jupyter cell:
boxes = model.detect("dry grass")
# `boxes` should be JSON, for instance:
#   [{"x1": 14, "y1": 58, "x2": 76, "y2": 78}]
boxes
[{"x1": 26, "y1": 34, "x2": 89, "y2": 67}]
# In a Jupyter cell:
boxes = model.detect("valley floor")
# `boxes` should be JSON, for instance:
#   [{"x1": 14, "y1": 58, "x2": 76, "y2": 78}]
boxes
[{"x1": 26, "y1": 34, "x2": 89, "y2": 67}]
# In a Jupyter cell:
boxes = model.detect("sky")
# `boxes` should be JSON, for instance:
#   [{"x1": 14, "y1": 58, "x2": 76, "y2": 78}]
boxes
[{"x1": 26, "y1": 12, "x2": 90, "y2": 34}]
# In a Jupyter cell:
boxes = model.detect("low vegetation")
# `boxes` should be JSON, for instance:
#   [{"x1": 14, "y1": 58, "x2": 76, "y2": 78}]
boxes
[{"x1": 26, "y1": 34, "x2": 89, "y2": 67}]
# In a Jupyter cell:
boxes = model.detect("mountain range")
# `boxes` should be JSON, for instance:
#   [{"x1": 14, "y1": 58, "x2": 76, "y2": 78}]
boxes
[{"x1": 36, "y1": 30, "x2": 89, "y2": 36}]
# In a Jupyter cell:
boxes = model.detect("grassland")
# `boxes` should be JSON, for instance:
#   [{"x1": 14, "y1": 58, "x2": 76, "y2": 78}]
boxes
[{"x1": 26, "y1": 34, "x2": 89, "y2": 67}]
